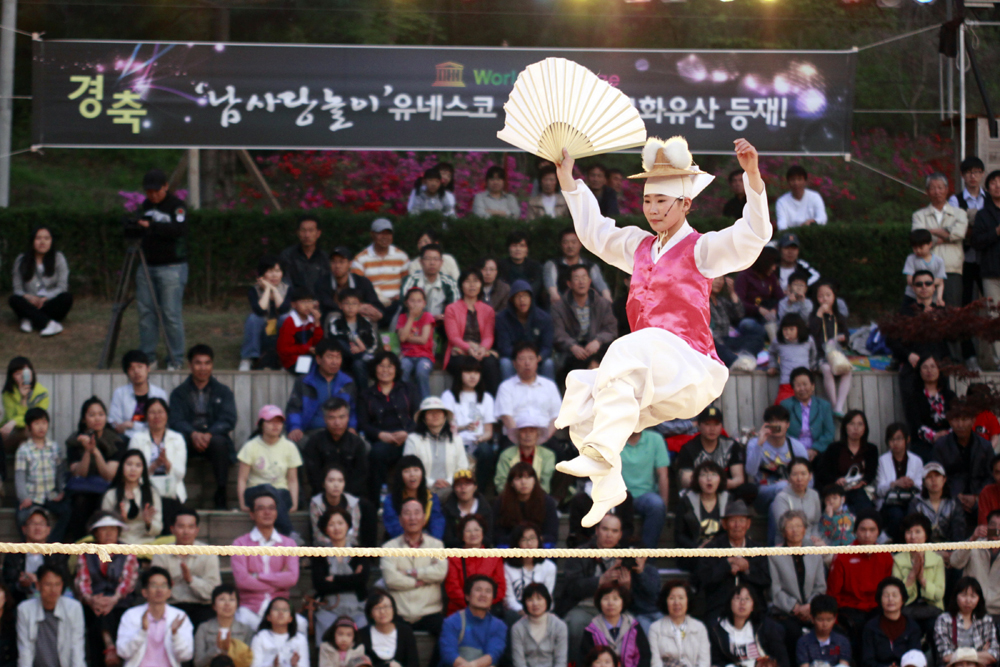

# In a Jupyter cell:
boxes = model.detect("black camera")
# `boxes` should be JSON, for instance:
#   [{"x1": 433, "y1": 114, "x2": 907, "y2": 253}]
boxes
[
  {"x1": 621, "y1": 557, "x2": 637, "y2": 569},
  {"x1": 122, "y1": 215, "x2": 149, "y2": 240}
]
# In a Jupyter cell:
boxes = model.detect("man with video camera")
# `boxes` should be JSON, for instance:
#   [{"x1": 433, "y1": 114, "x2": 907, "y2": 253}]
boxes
[{"x1": 135, "y1": 168, "x2": 188, "y2": 370}]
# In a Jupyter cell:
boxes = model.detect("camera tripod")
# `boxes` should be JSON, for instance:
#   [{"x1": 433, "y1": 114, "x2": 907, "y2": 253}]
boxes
[{"x1": 97, "y1": 240, "x2": 168, "y2": 369}]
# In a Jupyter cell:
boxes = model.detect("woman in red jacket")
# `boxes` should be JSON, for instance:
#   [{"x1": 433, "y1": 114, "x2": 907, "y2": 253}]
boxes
[
  {"x1": 444, "y1": 513, "x2": 505, "y2": 615},
  {"x1": 444, "y1": 268, "x2": 501, "y2": 394}
]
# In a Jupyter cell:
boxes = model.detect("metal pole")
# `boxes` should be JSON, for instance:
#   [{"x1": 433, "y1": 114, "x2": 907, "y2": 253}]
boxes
[
  {"x1": 959, "y1": 23, "x2": 966, "y2": 161},
  {"x1": 0, "y1": 0, "x2": 18, "y2": 207},
  {"x1": 187, "y1": 148, "x2": 200, "y2": 210}
]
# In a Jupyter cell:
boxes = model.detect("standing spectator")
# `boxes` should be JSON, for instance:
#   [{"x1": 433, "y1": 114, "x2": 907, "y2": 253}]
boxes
[
  {"x1": 408, "y1": 168, "x2": 457, "y2": 217},
  {"x1": 442, "y1": 469, "x2": 494, "y2": 549},
  {"x1": 675, "y1": 460, "x2": 729, "y2": 554},
  {"x1": 707, "y1": 585, "x2": 789, "y2": 667},
  {"x1": 2, "y1": 508, "x2": 69, "y2": 604},
  {"x1": 768, "y1": 462, "x2": 821, "y2": 545},
  {"x1": 357, "y1": 590, "x2": 419, "y2": 667},
  {"x1": 396, "y1": 287, "x2": 436, "y2": 403},
  {"x1": 934, "y1": 401, "x2": 994, "y2": 526},
  {"x1": 302, "y1": 397, "x2": 368, "y2": 498},
  {"x1": 115, "y1": 567, "x2": 195, "y2": 667},
  {"x1": 814, "y1": 410, "x2": 878, "y2": 513},
  {"x1": 9, "y1": 226, "x2": 72, "y2": 336},
  {"x1": 193, "y1": 585, "x2": 254, "y2": 667},
  {"x1": 504, "y1": 525, "x2": 558, "y2": 616},
  {"x1": 310, "y1": 506, "x2": 371, "y2": 643},
  {"x1": 277, "y1": 286, "x2": 324, "y2": 372},
  {"x1": 912, "y1": 173, "x2": 968, "y2": 308},
  {"x1": 584, "y1": 163, "x2": 620, "y2": 217},
  {"x1": 135, "y1": 169, "x2": 188, "y2": 370},
  {"x1": 711, "y1": 276, "x2": 766, "y2": 368},
  {"x1": 498, "y1": 233, "x2": 545, "y2": 306},
  {"x1": 510, "y1": 582, "x2": 568, "y2": 667},
  {"x1": 528, "y1": 166, "x2": 569, "y2": 221},
  {"x1": 14, "y1": 408, "x2": 69, "y2": 542},
  {"x1": 249, "y1": 599, "x2": 309, "y2": 667},
  {"x1": 352, "y1": 218, "x2": 409, "y2": 317},
  {"x1": 494, "y1": 413, "x2": 557, "y2": 495},
  {"x1": 109, "y1": 349, "x2": 168, "y2": 442},
  {"x1": 279, "y1": 215, "x2": 330, "y2": 291},
  {"x1": 734, "y1": 247, "x2": 782, "y2": 342},
  {"x1": 309, "y1": 465, "x2": 377, "y2": 548},
  {"x1": 875, "y1": 423, "x2": 923, "y2": 541},
  {"x1": 779, "y1": 368, "x2": 835, "y2": 459},
  {"x1": 620, "y1": 430, "x2": 670, "y2": 548},
  {"x1": 579, "y1": 583, "x2": 651, "y2": 667},
  {"x1": 236, "y1": 405, "x2": 301, "y2": 537},
  {"x1": 908, "y1": 462, "x2": 967, "y2": 544},
  {"x1": 398, "y1": 244, "x2": 460, "y2": 321},
  {"x1": 933, "y1": 578, "x2": 998, "y2": 666},
  {"x1": 231, "y1": 492, "x2": 300, "y2": 629},
  {"x1": 888, "y1": 272, "x2": 945, "y2": 381},
  {"x1": 745, "y1": 405, "x2": 808, "y2": 513},
  {"x1": 903, "y1": 229, "x2": 947, "y2": 305},
  {"x1": 543, "y1": 228, "x2": 612, "y2": 305},
  {"x1": 443, "y1": 269, "x2": 502, "y2": 394},
  {"x1": 648, "y1": 581, "x2": 710, "y2": 667},
  {"x1": 317, "y1": 246, "x2": 384, "y2": 322},
  {"x1": 479, "y1": 258, "x2": 510, "y2": 312},
  {"x1": 240, "y1": 254, "x2": 291, "y2": 371},
  {"x1": 151, "y1": 509, "x2": 222, "y2": 629},
  {"x1": 776, "y1": 165, "x2": 827, "y2": 230},
  {"x1": 440, "y1": 358, "x2": 496, "y2": 487},
  {"x1": 286, "y1": 340, "x2": 357, "y2": 445},
  {"x1": 906, "y1": 355, "x2": 957, "y2": 461},
  {"x1": 551, "y1": 265, "x2": 618, "y2": 386},
  {"x1": 323, "y1": 288, "x2": 379, "y2": 386},
  {"x1": 494, "y1": 342, "x2": 561, "y2": 442},
  {"x1": 64, "y1": 396, "x2": 124, "y2": 542},
  {"x1": 810, "y1": 281, "x2": 852, "y2": 417},
  {"x1": 493, "y1": 463, "x2": 559, "y2": 548},
  {"x1": 769, "y1": 510, "x2": 827, "y2": 658},
  {"x1": 723, "y1": 169, "x2": 747, "y2": 219},
  {"x1": 405, "y1": 230, "x2": 460, "y2": 281},
  {"x1": 403, "y1": 396, "x2": 469, "y2": 495},
  {"x1": 15, "y1": 565, "x2": 85, "y2": 667},
  {"x1": 473, "y1": 166, "x2": 520, "y2": 218},
  {"x1": 496, "y1": 286, "x2": 556, "y2": 382},
  {"x1": 359, "y1": 352, "x2": 415, "y2": 504},
  {"x1": 776, "y1": 233, "x2": 821, "y2": 291},
  {"x1": 675, "y1": 407, "x2": 755, "y2": 504},
  {"x1": 129, "y1": 398, "x2": 188, "y2": 519},
  {"x1": 860, "y1": 578, "x2": 922, "y2": 667},
  {"x1": 443, "y1": 515, "x2": 505, "y2": 615},
  {"x1": 101, "y1": 450, "x2": 164, "y2": 545},
  {"x1": 891, "y1": 513, "x2": 944, "y2": 637},
  {"x1": 951, "y1": 158, "x2": 987, "y2": 355},
  {"x1": 439, "y1": 576, "x2": 507, "y2": 667},
  {"x1": 1, "y1": 357, "x2": 48, "y2": 451},
  {"x1": 168, "y1": 344, "x2": 236, "y2": 510},
  {"x1": 380, "y1": 455, "x2": 445, "y2": 541}
]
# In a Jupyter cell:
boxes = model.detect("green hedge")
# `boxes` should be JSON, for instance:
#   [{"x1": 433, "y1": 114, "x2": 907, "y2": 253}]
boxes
[{"x1": 0, "y1": 208, "x2": 910, "y2": 315}]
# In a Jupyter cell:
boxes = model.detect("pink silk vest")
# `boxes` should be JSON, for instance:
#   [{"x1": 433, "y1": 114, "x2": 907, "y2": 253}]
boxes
[{"x1": 626, "y1": 232, "x2": 722, "y2": 364}]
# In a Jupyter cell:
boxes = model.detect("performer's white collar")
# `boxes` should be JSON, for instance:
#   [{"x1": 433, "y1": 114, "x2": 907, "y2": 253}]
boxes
[{"x1": 652, "y1": 221, "x2": 693, "y2": 263}]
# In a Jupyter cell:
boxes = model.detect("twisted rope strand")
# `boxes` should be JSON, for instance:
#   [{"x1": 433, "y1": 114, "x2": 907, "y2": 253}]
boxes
[{"x1": 3, "y1": 539, "x2": 999, "y2": 563}]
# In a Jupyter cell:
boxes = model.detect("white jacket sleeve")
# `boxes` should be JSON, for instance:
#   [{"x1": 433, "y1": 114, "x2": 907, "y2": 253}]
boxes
[
  {"x1": 69, "y1": 600, "x2": 86, "y2": 667},
  {"x1": 16, "y1": 605, "x2": 33, "y2": 667},
  {"x1": 116, "y1": 607, "x2": 146, "y2": 660},
  {"x1": 108, "y1": 386, "x2": 129, "y2": 429},
  {"x1": 875, "y1": 454, "x2": 894, "y2": 500},
  {"x1": 695, "y1": 173, "x2": 772, "y2": 279},
  {"x1": 695, "y1": 623, "x2": 711, "y2": 667},
  {"x1": 168, "y1": 431, "x2": 188, "y2": 502},
  {"x1": 648, "y1": 622, "x2": 664, "y2": 667},
  {"x1": 562, "y1": 179, "x2": 650, "y2": 275}
]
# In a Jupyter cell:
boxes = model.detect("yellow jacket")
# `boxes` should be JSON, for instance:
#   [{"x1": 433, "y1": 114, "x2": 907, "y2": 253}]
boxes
[{"x1": 892, "y1": 550, "x2": 945, "y2": 610}]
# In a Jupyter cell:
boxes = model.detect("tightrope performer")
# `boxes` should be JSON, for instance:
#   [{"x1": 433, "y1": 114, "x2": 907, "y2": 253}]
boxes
[{"x1": 553, "y1": 136, "x2": 772, "y2": 527}]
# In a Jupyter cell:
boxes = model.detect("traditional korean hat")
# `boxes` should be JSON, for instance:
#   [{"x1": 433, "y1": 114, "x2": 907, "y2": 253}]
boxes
[{"x1": 629, "y1": 135, "x2": 715, "y2": 200}]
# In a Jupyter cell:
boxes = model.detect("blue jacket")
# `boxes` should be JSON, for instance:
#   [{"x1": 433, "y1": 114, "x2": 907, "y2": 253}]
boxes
[
  {"x1": 285, "y1": 366, "x2": 356, "y2": 433},
  {"x1": 381, "y1": 492, "x2": 445, "y2": 541},
  {"x1": 495, "y1": 304, "x2": 554, "y2": 359},
  {"x1": 439, "y1": 609, "x2": 507, "y2": 667},
  {"x1": 780, "y1": 395, "x2": 836, "y2": 454}
]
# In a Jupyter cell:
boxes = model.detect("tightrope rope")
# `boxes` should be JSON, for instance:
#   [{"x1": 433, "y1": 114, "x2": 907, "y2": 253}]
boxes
[{"x1": 3, "y1": 540, "x2": 999, "y2": 563}]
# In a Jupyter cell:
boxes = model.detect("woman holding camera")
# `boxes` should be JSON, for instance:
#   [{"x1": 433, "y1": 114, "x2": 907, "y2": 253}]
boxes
[{"x1": 65, "y1": 396, "x2": 125, "y2": 542}]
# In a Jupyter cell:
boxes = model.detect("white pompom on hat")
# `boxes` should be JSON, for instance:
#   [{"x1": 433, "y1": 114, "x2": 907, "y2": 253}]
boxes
[{"x1": 630, "y1": 135, "x2": 715, "y2": 200}]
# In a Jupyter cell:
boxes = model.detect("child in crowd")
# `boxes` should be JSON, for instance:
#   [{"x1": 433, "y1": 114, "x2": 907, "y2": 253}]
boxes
[
  {"x1": 236, "y1": 405, "x2": 302, "y2": 537},
  {"x1": 396, "y1": 287, "x2": 436, "y2": 402},
  {"x1": 324, "y1": 288, "x2": 379, "y2": 387},
  {"x1": 818, "y1": 483, "x2": 855, "y2": 546},
  {"x1": 241, "y1": 254, "x2": 291, "y2": 371},
  {"x1": 777, "y1": 271, "x2": 813, "y2": 321},
  {"x1": 768, "y1": 314, "x2": 816, "y2": 405},
  {"x1": 796, "y1": 594, "x2": 851, "y2": 667},
  {"x1": 903, "y1": 229, "x2": 946, "y2": 305},
  {"x1": 319, "y1": 616, "x2": 366, "y2": 667},
  {"x1": 249, "y1": 598, "x2": 310, "y2": 667},
  {"x1": 810, "y1": 281, "x2": 852, "y2": 417},
  {"x1": 14, "y1": 407, "x2": 69, "y2": 541},
  {"x1": 277, "y1": 286, "x2": 324, "y2": 373}
]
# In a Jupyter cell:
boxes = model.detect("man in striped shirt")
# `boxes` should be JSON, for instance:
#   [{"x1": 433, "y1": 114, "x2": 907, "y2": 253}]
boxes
[{"x1": 352, "y1": 218, "x2": 409, "y2": 319}]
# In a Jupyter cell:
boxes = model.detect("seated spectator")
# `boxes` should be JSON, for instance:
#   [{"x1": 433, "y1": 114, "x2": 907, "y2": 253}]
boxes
[
  {"x1": 499, "y1": 232, "x2": 545, "y2": 306},
  {"x1": 504, "y1": 524, "x2": 558, "y2": 617},
  {"x1": 795, "y1": 595, "x2": 852, "y2": 667},
  {"x1": 249, "y1": 599, "x2": 309, "y2": 667},
  {"x1": 951, "y1": 510, "x2": 1000, "y2": 615},
  {"x1": 109, "y1": 349, "x2": 168, "y2": 442},
  {"x1": 769, "y1": 510, "x2": 828, "y2": 659},
  {"x1": 528, "y1": 166, "x2": 569, "y2": 221},
  {"x1": 1, "y1": 356, "x2": 48, "y2": 451},
  {"x1": 193, "y1": 585, "x2": 254, "y2": 667},
  {"x1": 473, "y1": 166, "x2": 520, "y2": 218},
  {"x1": 323, "y1": 288, "x2": 379, "y2": 386},
  {"x1": 352, "y1": 218, "x2": 409, "y2": 317},
  {"x1": 396, "y1": 287, "x2": 436, "y2": 403},
  {"x1": 648, "y1": 581, "x2": 709, "y2": 667},
  {"x1": 892, "y1": 513, "x2": 944, "y2": 638},
  {"x1": 814, "y1": 410, "x2": 878, "y2": 514},
  {"x1": 398, "y1": 243, "x2": 460, "y2": 323},
  {"x1": 934, "y1": 401, "x2": 994, "y2": 526},
  {"x1": 585, "y1": 647, "x2": 622, "y2": 667},
  {"x1": 168, "y1": 344, "x2": 236, "y2": 510},
  {"x1": 912, "y1": 173, "x2": 967, "y2": 307},
  {"x1": 875, "y1": 423, "x2": 923, "y2": 541},
  {"x1": 357, "y1": 590, "x2": 419, "y2": 667},
  {"x1": 15, "y1": 565, "x2": 85, "y2": 667},
  {"x1": 359, "y1": 351, "x2": 415, "y2": 503},
  {"x1": 2, "y1": 507, "x2": 69, "y2": 604},
  {"x1": 693, "y1": 500, "x2": 770, "y2": 618},
  {"x1": 403, "y1": 396, "x2": 470, "y2": 495},
  {"x1": 580, "y1": 583, "x2": 651, "y2": 667},
  {"x1": 970, "y1": 171, "x2": 1000, "y2": 362},
  {"x1": 978, "y1": 454, "x2": 1000, "y2": 526},
  {"x1": 64, "y1": 396, "x2": 125, "y2": 542},
  {"x1": 777, "y1": 271, "x2": 813, "y2": 321},
  {"x1": 9, "y1": 225, "x2": 72, "y2": 336},
  {"x1": 776, "y1": 232, "x2": 821, "y2": 291},
  {"x1": 494, "y1": 342, "x2": 561, "y2": 445},
  {"x1": 776, "y1": 165, "x2": 827, "y2": 230},
  {"x1": 279, "y1": 214, "x2": 330, "y2": 291},
  {"x1": 707, "y1": 584, "x2": 789, "y2": 667},
  {"x1": 552, "y1": 264, "x2": 617, "y2": 385},
  {"x1": 904, "y1": 229, "x2": 947, "y2": 305},
  {"x1": 441, "y1": 357, "x2": 496, "y2": 490},
  {"x1": 769, "y1": 459, "x2": 821, "y2": 545},
  {"x1": 151, "y1": 509, "x2": 222, "y2": 629},
  {"x1": 544, "y1": 227, "x2": 612, "y2": 305},
  {"x1": 236, "y1": 405, "x2": 301, "y2": 537},
  {"x1": 439, "y1": 575, "x2": 507, "y2": 667},
  {"x1": 444, "y1": 515, "x2": 505, "y2": 615},
  {"x1": 908, "y1": 462, "x2": 967, "y2": 544},
  {"x1": 710, "y1": 276, "x2": 765, "y2": 368},
  {"x1": 584, "y1": 163, "x2": 620, "y2": 217},
  {"x1": 442, "y1": 469, "x2": 494, "y2": 549},
  {"x1": 826, "y1": 510, "x2": 893, "y2": 656},
  {"x1": 567, "y1": 487, "x2": 635, "y2": 550},
  {"x1": 620, "y1": 429, "x2": 670, "y2": 548},
  {"x1": 380, "y1": 498, "x2": 449, "y2": 640},
  {"x1": 286, "y1": 339, "x2": 357, "y2": 445},
  {"x1": 130, "y1": 397, "x2": 187, "y2": 523},
  {"x1": 319, "y1": 616, "x2": 366, "y2": 667},
  {"x1": 734, "y1": 246, "x2": 782, "y2": 340},
  {"x1": 510, "y1": 582, "x2": 568, "y2": 667},
  {"x1": 934, "y1": 577, "x2": 999, "y2": 665},
  {"x1": 819, "y1": 483, "x2": 855, "y2": 547},
  {"x1": 231, "y1": 492, "x2": 299, "y2": 629},
  {"x1": 494, "y1": 462, "x2": 559, "y2": 547},
  {"x1": 302, "y1": 397, "x2": 368, "y2": 498},
  {"x1": 809, "y1": 281, "x2": 852, "y2": 416},
  {"x1": 408, "y1": 168, "x2": 457, "y2": 217},
  {"x1": 967, "y1": 383, "x2": 1000, "y2": 450},
  {"x1": 861, "y1": 578, "x2": 922, "y2": 667},
  {"x1": 780, "y1": 368, "x2": 834, "y2": 459},
  {"x1": 317, "y1": 246, "x2": 384, "y2": 322},
  {"x1": 906, "y1": 354, "x2": 957, "y2": 461},
  {"x1": 479, "y1": 257, "x2": 510, "y2": 312},
  {"x1": 277, "y1": 286, "x2": 325, "y2": 372},
  {"x1": 676, "y1": 460, "x2": 729, "y2": 554},
  {"x1": 497, "y1": 284, "x2": 555, "y2": 381},
  {"x1": 444, "y1": 268, "x2": 502, "y2": 394},
  {"x1": 745, "y1": 405, "x2": 808, "y2": 513},
  {"x1": 240, "y1": 254, "x2": 291, "y2": 371},
  {"x1": 381, "y1": 454, "x2": 445, "y2": 541},
  {"x1": 767, "y1": 316, "x2": 816, "y2": 405},
  {"x1": 405, "y1": 229, "x2": 460, "y2": 280},
  {"x1": 311, "y1": 506, "x2": 371, "y2": 643},
  {"x1": 310, "y1": 464, "x2": 376, "y2": 548},
  {"x1": 75, "y1": 512, "x2": 140, "y2": 667},
  {"x1": 102, "y1": 449, "x2": 164, "y2": 544},
  {"x1": 722, "y1": 169, "x2": 746, "y2": 219},
  {"x1": 115, "y1": 566, "x2": 195, "y2": 667},
  {"x1": 675, "y1": 407, "x2": 755, "y2": 504},
  {"x1": 494, "y1": 412, "x2": 556, "y2": 494}
]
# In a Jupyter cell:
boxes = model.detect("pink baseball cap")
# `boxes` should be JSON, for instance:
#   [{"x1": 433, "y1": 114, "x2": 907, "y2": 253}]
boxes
[{"x1": 258, "y1": 405, "x2": 285, "y2": 422}]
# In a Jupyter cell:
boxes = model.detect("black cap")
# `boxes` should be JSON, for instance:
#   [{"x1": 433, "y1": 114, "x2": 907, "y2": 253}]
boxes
[
  {"x1": 330, "y1": 246, "x2": 353, "y2": 260},
  {"x1": 288, "y1": 286, "x2": 315, "y2": 302},
  {"x1": 723, "y1": 499, "x2": 750, "y2": 518},
  {"x1": 696, "y1": 406, "x2": 724, "y2": 423},
  {"x1": 779, "y1": 233, "x2": 800, "y2": 249},
  {"x1": 142, "y1": 169, "x2": 168, "y2": 190}
]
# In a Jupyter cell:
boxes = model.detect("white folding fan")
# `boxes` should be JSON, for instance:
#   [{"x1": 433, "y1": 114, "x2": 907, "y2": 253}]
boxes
[{"x1": 496, "y1": 57, "x2": 647, "y2": 163}]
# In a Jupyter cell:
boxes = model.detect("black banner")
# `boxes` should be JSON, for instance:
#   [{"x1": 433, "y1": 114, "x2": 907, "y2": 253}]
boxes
[{"x1": 31, "y1": 41, "x2": 856, "y2": 155}]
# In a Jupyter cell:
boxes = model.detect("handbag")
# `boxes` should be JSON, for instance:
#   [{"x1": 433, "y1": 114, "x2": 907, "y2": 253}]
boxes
[{"x1": 824, "y1": 340, "x2": 853, "y2": 375}]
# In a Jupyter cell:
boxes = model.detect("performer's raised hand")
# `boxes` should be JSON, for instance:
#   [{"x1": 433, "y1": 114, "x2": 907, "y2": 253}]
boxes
[
  {"x1": 734, "y1": 139, "x2": 764, "y2": 195},
  {"x1": 556, "y1": 148, "x2": 577, "y2": 193}
]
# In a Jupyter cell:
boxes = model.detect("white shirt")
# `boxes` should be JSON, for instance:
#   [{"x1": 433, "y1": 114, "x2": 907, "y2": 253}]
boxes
[
  {"x1": 503, "y1": 559, "x2": 557, "y2": 612},
  {"x1": 371, "y1": 626, "x2": 398, "y2": 660},
  {"x1": 494, "y1": 374, "x2": 562, "y2": 437},
  {"x1": 108, "y1": 383, "x2": 168, "y2": 440},
  {"x1": 440, "y1": 389, "x2": 495, "y2": 450},
  {"x1": 250, "y1": 630, "x2": 310, "y2": 667},
  {"x1": 775, "y1": 189, "x2": 828, "y2": 230},
  {"x1": 541, "y1": 193, "x2": 559, "y2": 217},
  {"x1": 116, "y1": 604, "x2": 194, "y2": 667},
  {"x1": 249, "y1": 526, "x2": 281, "y2": 572}
]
